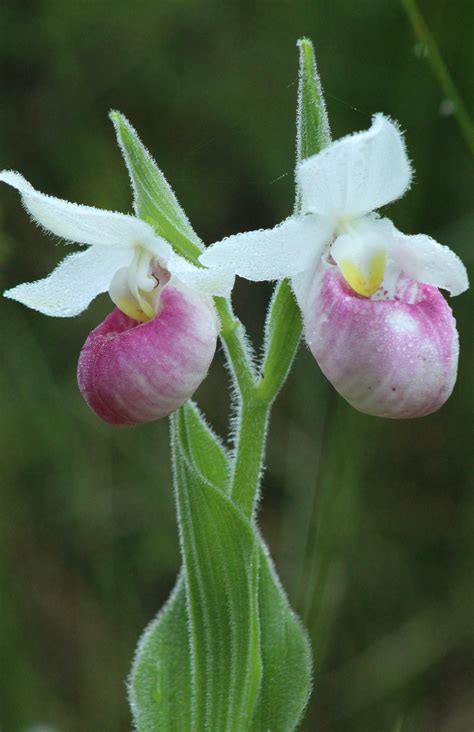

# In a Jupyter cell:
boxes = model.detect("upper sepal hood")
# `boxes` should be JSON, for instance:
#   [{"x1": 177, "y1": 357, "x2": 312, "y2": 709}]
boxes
[
  {"x1": 304, "y1": 266, "x2": 459, "y2": 419},
  {"x1": 77, "y1": 283, "x2": 219, "y2": 426}
]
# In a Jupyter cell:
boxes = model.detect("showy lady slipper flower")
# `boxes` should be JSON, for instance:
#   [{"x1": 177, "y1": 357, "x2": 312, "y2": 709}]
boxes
[
  {"x1": 1, "y1": 171, "x2": 233, "y2": 425},
  {"x1": 201, "y1": 115, "x2": 468, "y2": 418}
]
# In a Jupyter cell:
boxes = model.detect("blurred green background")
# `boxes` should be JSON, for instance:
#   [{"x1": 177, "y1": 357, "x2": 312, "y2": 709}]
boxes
[{"x1": 0, "y1": 1, "x2": 472, "y2": 730}]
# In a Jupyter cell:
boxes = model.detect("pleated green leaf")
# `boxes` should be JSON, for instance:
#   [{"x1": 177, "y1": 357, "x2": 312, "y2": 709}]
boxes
[
  {"x1": 176, "y1": 407, "x2": 312, "y2": 730},
  {"x1": 174, "y1": 410, "x2": 262, "y2": 730},
  {"x1": 130, "y1": 403, "x2": 311, "y2": 731},
  {"x1": 129, "y1": 574, "x2": 191, "y2": 731},
  {"x1": 252, "y1": 542, "x2": 312, "y2": 729},
  {"x1": 130, "y1": 403, "x2": 311, "y2": 732}
]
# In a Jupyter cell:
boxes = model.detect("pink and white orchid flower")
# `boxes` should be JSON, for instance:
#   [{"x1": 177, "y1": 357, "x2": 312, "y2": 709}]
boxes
[
  {"x1": 200, "y1": 115, "x2": 468, "y2": 418},
  {"x1": 1, "y1": 171, "x2": 233, "y2": 425}
]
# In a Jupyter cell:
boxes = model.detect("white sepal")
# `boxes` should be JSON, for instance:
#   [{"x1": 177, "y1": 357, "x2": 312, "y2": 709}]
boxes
[
  {"x1": 298, "y1": 114, "x2": 412, "y2": 219},
  {"x1": 4, "y1": 244, "x2": 133, "y2": 317},
  {"x1": 200, "y1": 215, "x2": 333, "y2": 282}
]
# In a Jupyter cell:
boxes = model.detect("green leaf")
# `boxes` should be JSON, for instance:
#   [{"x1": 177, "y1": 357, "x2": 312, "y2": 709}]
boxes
[
  {"x1": 129, "y1": 573, "x2": 192, "y2": 731},
  {"x1": 130, "y1": 546, "x2": 311, "y2": 732},
  {"x1": 178, "y1": 406, "x2": 311, "y2": 729},
  {"x1": 180, "y1": 401, "x2": 230, "y2": 493},
  {"x1": 110, "y1": 110, "x2": 203, "y2": 263},
  {"x1": 174, "y1": 410, "x2": 262, "y2": 730},
  {"x1": 253, "y1": 541, "x2": 312, "y2": 730}
]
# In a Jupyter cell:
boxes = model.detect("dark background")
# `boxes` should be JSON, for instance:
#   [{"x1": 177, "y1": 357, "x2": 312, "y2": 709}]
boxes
[{"x1": 0, "y1": 1, "x2": 472, "y2": 731}]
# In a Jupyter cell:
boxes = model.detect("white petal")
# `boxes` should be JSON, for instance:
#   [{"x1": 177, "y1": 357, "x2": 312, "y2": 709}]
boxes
[
  {"x1": 390, "y1": 228, "x2": 469, "y2": 296},
  {"x1": 4, "y1": 245, "x2": 133, "y2": 316},
  {"x1": 199, "y1": 215, "x2": 333, "y2": 282},
  {"x1": 0, "y1": 170, "x2": 163, "y2": 251},
  {"x1": 297, "y1": 114, "x2": 412, "y2": 219},
  {"x1": 167, "y1": 252, "x2": 235, "y2": 297}
]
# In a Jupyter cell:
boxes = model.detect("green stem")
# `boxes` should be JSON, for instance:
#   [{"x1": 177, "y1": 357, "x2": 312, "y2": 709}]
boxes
[
  {"x1": 255, "y1": 279, "x2": 303, "y2": 404},
  {"x1": 228, "y1": 280, "x2": 303, "y2": 518},
  {"x1": 214, "y1": 298, "x2": 256, "y2": 395},
  {"x1": 401, "y1": 0, "x2": 474, "y2": 158},
  {"x1": 213, "y1": 297, "x2": 270, "y2": 519},
  {"x1": 230, "y1": 399, "x2": 269, "y2": 518}
]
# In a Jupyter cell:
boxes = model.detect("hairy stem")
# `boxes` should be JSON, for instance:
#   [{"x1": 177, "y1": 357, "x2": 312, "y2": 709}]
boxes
[
  {"x1": 230, "y1": 399, "x2": 269, "y2": 518},
  {"x1": 214, "y1": 298, "x2": 256, "y2": 394}
]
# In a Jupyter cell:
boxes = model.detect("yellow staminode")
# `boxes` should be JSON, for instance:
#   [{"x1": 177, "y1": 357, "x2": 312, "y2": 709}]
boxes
[{"x1": 339, "y1": 251, "x2": 386, "y2": 297}]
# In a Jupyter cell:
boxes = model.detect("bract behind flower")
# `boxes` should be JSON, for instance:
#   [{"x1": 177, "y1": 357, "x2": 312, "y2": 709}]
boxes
[{"x1": 77, "y1": 283, "x2": 219, "y2": 426}]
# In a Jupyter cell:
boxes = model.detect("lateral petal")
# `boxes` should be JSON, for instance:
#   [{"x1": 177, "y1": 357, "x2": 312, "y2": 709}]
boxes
[
  {"x1": 0, "y1": 170, "x2": 163, "y2": 251},
  {"x1": 4, "y1": 245, "x2": 133, "y2": 317},
  {"x1": 390, "y1": 228, "x2": 469, "y2": 296},
  {"x1": 200, "y1": 215, "x2": 332, "y2": 282},
  {"x1": 297, "y1": 114, "x2": 412, "y2": 219},
  {"x1": 168, "y1": 253, "x2": 235, "y2": 298}
]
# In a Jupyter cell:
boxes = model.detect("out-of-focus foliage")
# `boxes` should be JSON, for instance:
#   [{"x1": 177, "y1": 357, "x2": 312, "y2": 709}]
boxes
[{"x1": 0, "y1": 1, "x2": 472, "y2": 731}]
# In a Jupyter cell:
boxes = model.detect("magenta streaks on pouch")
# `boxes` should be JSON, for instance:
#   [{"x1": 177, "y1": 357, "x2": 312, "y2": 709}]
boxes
[
  {"x1": 304, "y1": 268, "x2": 459, "y2": 419},
  {"x1": 77, "y1": 285, "x2": 218, "y2": 426}
]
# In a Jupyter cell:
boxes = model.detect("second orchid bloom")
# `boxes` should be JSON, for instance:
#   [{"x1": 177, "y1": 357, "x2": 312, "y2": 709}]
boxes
[{"x1": 201, "y1": 115, "x2": 468, "y2": 418}]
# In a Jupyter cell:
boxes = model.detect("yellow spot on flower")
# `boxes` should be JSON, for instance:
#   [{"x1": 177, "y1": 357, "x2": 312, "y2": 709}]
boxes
[{"x1": 339, "y1": 251, "x2": 387, "y2": 297}]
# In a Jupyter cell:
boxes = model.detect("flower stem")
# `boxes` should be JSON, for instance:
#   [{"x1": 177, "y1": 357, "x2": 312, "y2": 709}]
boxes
[
  {"x1": 224, "y1": 282, "x2": 303, "y2": 518},
  {"x1": 214, "y1": 297, "x2": 256, "y2": 394},
  {"x1": 401, "y1": 0, "x2": 474, "y2": 158},
  {"x1": 230, "y1": 399, "x2": 269, "y2": 519}
]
